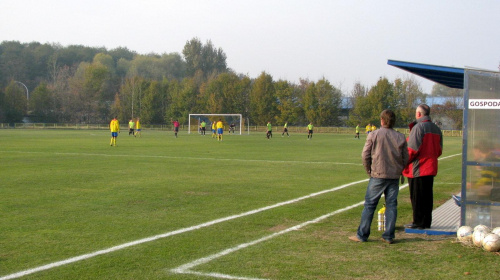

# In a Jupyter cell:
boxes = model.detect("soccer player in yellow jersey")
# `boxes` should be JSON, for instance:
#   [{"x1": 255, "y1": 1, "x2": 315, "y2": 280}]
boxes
[
  {"x1": 307, "y1": 122, "x2": 313, "y2": 139},
  {"x1": 266, "y1": 121, "x2": 272, "y2": 139},
  {"x1": 211, "y1": 121, "x2": 217, "y2": 138},
  {"x1": 134, "y1": 117, "x2": 141, "y2": 137},
  {"x1": 109, "y1": 116, "x2": 120, "y2": 146},
  {"x1": 282, "y1": 122, "x2": 289, "y2": 137},
  {"x1": 216, "y1": 119, "x2": 224, "y2": 141},
  {"x1": 201, "y1": 120, "x2": 206, "y2": 135},
  {"x1": 366, "y1": 123, "x2": 371, "y2": 135},
  {"x1": 128, "y1": 119, "x2": 135, "y2": 135},
  {"x1": 371, "y1": 124, "x2": 377, "y2": 132}
]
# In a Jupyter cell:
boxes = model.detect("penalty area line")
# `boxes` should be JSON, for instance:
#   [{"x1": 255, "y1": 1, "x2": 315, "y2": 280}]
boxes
[
  {"x1": 0, "y1": 153, "x2": 460, "y2": 280},
  {"x1": 169, "y1": 154, "x2": 462, "y2": 279},
  {"x1": 172, "y1": 182, "x2": 410, "y2": 280},
  {"x1": 170, "y1": 201, "x2": 366, "y2": 280},
  {"x1": 0, "y1": 179, "x2": 368, "y2": 280}
]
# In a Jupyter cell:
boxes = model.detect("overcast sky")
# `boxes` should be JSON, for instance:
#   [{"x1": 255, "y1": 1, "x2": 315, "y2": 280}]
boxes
[{"x1": 1, "y1": 0, "x2": 499, "y2": 94}]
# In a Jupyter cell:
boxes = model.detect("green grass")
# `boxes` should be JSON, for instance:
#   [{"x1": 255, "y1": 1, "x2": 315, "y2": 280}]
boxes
[{"x1": 0, "y1": 129, "x2": 497, "y2": 279}]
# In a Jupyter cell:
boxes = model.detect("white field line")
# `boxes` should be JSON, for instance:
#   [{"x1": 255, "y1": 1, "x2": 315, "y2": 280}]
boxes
[
  {"x1": 0, "y1": 151, "x2": 362, "y2": 166},
  {"x1": 171, "y1": 200, "x2": 367, "y2": 280},
  {"x1": 0, "y1": 179, "x2": 368, "y2": 280},
  {"x1": 1, "y1": 153, "x2": 461, "y2": 280},
  {"x1": 170, "y1": 153, "x2": 462, "y2": 279}
]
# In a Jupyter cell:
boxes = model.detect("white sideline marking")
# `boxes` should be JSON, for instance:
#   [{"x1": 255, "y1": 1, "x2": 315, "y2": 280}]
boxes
[
  {"x1": 439, "y1": 153, "x2": 461, "y2": 160},
  {"x1": 0, "y1": 153, "x2": 461, "y2": 280},
  {"x1": 0, "y1": 151, "x2": 363, "y2": 166},
  {"x1": 171, "y1": 201, "x2": 366, "y2": 280},
  {"x1": 0, "y1": 179, "x2": 368, "y2": 280},
  {"x1": 170, "y1": 153, "x2": 462, "y2": 279}
]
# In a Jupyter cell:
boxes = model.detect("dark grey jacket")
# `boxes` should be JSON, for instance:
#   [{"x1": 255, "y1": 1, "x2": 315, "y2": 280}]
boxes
[{"x1": 362, "y1": 127, "x2": 409, "y2": 179}]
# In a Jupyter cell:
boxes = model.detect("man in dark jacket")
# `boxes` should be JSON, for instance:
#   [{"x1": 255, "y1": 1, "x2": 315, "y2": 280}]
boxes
[
  {"x1": 349, "y1": 109, "x2": 408, "y2": 244},
  {"x1": 403, "y1": 104, "x2": 443, "y2": 229}
]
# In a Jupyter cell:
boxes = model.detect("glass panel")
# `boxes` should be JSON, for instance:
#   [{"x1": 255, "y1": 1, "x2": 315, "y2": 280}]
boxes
[
  {"x1": 464, "y1": 70, "x2": 500, "y2": 227},
  {"x1": 466, "y1": 70, "x2": 500, "y2": 161},
  {"x1": 465, "y1": 204, "x2": 493, "y2": 228},
  {"x1": 466, "y1": 165, "x2": 500, "y2": 202},
  {"x1": 492, "y1": 205, "x2": 500, "y2": 228}
]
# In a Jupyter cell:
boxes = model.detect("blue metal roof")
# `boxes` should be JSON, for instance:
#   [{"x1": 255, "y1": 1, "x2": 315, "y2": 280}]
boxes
[{"x1": 388, "y1": 59, "x2": 465, "y2": 89}]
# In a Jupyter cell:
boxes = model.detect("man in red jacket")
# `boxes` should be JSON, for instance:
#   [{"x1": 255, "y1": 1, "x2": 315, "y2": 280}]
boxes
[{"x1": 403, "y1": 104, "x2": 443, "y2": 229}]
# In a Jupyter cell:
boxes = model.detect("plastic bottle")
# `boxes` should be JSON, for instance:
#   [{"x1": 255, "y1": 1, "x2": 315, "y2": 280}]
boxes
[{"x1": 378, "y1": 204, "x2": 386, "y2": 231}]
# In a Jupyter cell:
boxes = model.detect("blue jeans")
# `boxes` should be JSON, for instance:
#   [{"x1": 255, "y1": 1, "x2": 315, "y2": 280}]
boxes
[{"x1": 357, "y1": 177, "x2": 399, "y2": 241}]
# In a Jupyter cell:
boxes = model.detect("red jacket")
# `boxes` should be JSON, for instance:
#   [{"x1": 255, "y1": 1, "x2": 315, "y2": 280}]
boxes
[{"x1": 402, "y1": 116, "x2": 443, "y2": 178}]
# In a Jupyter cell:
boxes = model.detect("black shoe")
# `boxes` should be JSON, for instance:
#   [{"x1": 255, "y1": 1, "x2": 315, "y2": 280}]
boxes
[
  {"x1": 452, "y1": 195, "x2": 461, "y2": 207},
  {"x1": 381, "y1": 238, "x2": 394, "y2": 244},
  {"x1": 404, "y1": 223, "x2": 424, "y2": 229}
]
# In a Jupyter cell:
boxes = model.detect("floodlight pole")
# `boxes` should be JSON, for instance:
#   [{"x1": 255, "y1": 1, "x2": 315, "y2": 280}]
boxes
[{"x1": 14, "y1": 81, "x2": 29, "y2": 111}]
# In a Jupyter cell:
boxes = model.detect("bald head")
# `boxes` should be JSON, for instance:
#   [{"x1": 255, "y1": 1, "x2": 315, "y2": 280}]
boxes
[{"x1": 416, "y1": 104, "x2": 430, "y2": 119}]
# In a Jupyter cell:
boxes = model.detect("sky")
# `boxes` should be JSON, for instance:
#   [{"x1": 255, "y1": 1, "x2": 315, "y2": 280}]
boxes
[{"x1": 1, "y1": 0, "x2": 499, "y2": 94}]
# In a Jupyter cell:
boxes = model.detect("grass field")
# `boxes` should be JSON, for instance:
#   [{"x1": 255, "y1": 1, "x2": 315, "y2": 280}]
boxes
[{"x1": 1, "y1": 129, "x2": 498, "y2": 279}]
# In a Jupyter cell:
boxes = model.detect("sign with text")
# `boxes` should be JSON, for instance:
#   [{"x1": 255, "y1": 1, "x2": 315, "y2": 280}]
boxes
[{"x1": 468, "y1": 99, "x2": 500, "y2": 109}]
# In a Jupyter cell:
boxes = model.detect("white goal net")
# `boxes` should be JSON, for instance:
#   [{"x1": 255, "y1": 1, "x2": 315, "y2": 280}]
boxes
[{"x1": 188, "y1": 114, "x2": 243, "y2": 135}]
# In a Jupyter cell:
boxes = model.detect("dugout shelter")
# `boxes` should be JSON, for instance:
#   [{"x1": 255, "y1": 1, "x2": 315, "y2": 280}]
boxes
[{"x1": 389, "y1": 59, "x2": 500, "y2": 229}]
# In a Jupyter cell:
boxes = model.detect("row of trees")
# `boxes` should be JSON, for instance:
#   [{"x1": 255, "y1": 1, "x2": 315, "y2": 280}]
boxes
[{"x1": 0, "y1": 39, "x2": 462, "y2": 128}]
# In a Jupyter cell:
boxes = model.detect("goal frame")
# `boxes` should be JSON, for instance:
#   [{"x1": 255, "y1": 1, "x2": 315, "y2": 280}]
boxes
[{"x1": 188, "y1": 114, "x2": 243, "y2": 135}]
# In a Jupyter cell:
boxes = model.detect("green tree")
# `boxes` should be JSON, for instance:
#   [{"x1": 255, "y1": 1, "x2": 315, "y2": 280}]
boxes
[
  {"x1": 432, "y1": 101, "x2": 463, "y2": 130},
  {"x1": 275, "y1": 80, "x2": 300, "y2": 125},
  {"x1": 110, "y1": 93, "x2": 123, "y2": 121},
  {"x1": 365, "y1": 77, "x2": 397, "y2": 125},
  {"x1": 116, "y1": 58, "x2": 132, "y2": 77},
  {"x1": 431, "y1": 83, "x2": 463, "y2": 97},
  {"x1": 0, "y1": 88, "x2": 5, "y2": 122},
  {"x1": 167, "y1": 78, "x2": 198, "y2": 124},
  {"x1": 249, "y1": 72, "x2": 277, "y2": 125},
  {"x1": 393, "y1": 77, "x2": 426, "y2": 126},
  {"x1": 303, "y1": 79, "x2": 342, "y2": 126},
  {"x1": 69, "y1": 61, "x2": 112, "y2": 123},
  {"x1": 3, "y1": 81, "x2": 27, "y2": 122},
  {"x1": 141, "y1": 80, "x2": 167, "y2": 124},
  {"x1": 93, "y1": 53, "x2": 115, "y2": 75},
  {"x1": 48, "y1": 64, "x2": 73, "y2": 122},
  {"x1": 0, "y1": 41, "x2": 28, "y2": 87},
  {"x1": 349, "y1": 77, "x2": 394, "y2": 126},
  {"x1": 347, "y1": 82, "x2": 368, "y2": 126},
  {"x1": 30, "y1": 82, "x2": 57, "y2": 122},
  {"x1": 182, "y1": 38, "x2": 227, "y2": 79},
  {"x1": 200, "y1": 72, "x2": 249, "y2": 115},
  {"x1": 108, "y1": 47, "x2": 136, "y2": 64},
  {"x1": 120, "y1": 76, "x2": 147, "y2": 120},
  {"x1": 57, "y1": 44, "x2": 104, "y2": 68},
  {"x1": 27, "y1": 42, "x2": 55, "y2": 87},
  {"x1": 160, "y1": 53, "x2": 186, "y2": 81}
]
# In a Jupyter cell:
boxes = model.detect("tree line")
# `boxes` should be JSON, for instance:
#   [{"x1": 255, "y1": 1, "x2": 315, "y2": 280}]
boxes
[{"x1": 0, "y1": 38, "x2": 461, "y2": 128}]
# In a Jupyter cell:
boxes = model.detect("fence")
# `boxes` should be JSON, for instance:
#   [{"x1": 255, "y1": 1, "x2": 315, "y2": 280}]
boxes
[
  {"x1": 0, "y1": 123, "x2": 177, "y2": 130},
  {"x1": 247, "y1": 125, "x2": 462, "y2": 137},
  {"x1": 0, "y1": 123, "x2": 463, "y2": 137}
]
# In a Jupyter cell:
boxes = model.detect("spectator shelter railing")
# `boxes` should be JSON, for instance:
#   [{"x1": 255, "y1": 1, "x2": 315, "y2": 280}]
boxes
[{"x1": 389, "y1": 59, "x2": 500, "y2": 228}]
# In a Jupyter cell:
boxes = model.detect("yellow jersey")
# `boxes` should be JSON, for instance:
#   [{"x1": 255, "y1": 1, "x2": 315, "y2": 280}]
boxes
[{"x1": 110, "y1": 119, "x2": 120, "y2": 132}]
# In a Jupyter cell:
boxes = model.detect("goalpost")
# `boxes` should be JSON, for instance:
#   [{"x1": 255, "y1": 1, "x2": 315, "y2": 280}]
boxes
[{"x1": 188, "y1": 114, "x2": 243, "y2": 135}]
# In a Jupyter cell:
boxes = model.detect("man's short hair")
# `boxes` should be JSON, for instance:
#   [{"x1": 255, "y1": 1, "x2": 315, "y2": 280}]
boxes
[
  {"x1": 380, "y1": 109, "x2": 396, "y2": 128},
  {"x1": 417, "y1": 104, "x2": 431, "y2": 116}
]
